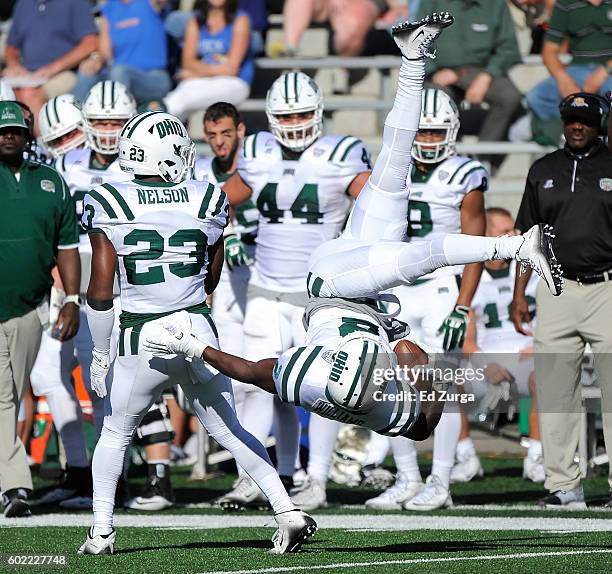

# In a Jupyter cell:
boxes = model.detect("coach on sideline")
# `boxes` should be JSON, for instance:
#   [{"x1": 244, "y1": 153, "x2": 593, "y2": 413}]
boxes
[
  {"x1": 0, "y1": 100, "x2": 80, "y2": 517},
  {"x1": 511, "y1": 92, "x2": 612, "y2": 509}
]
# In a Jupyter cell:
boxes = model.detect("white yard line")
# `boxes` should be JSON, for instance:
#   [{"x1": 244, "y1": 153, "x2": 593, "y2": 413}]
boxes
[
  {"x1": 2, "y1": 513, "x2": 612, "y2": 532},
  {"x1": 199, "y1": 549, "x2": 612, "y2": 574}
]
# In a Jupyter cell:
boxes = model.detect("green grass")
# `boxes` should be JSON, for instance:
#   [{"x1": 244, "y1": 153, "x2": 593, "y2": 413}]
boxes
[{"x1": 2, "y1": 457, "x2": 610, "y2": 574}]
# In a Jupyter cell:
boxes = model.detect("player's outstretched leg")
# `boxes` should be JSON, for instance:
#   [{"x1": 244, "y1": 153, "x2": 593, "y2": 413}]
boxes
[
  {"x1": 309, "y1": 222, "x2": 563, "y2": 299},
  {"x1": 341, "y1": 12, "x2": 454, "y2": 244}
]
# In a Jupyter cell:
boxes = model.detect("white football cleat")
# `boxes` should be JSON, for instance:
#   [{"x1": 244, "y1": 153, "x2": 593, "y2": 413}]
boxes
[
  {"x1": 450, "y1": 452, "x2": 484, "y2": 484},
  {"x1": 391, "y1": 12, "x2": 454, "y2": 61},
  {"x1": 289, "y1": 475, "x2": 327, "y2": 511},
  {"x1": 403, "y1": 474, "x2": 453, "y2": 511},
  {"x1": 516, "y1": 224, "x2": 563, "y2": 296},
  {"x1": 523, "y1": 454, "x2": 545, "y2": 483},
  {"x1": 360, "y1": 464, "x2": 395, "y2": 490},
  {"x1": 365, "y1": 474, "x2": 423, "y2": 510},
  {"x1": 216, "y1": 475, "x2": 269, "y2": 511},
  {"x1": 270, "y1": 510, "x2": 318, "y2": 554},
  {"x1": 78, "y1": 528, "x2": 116, "y2": 555}
]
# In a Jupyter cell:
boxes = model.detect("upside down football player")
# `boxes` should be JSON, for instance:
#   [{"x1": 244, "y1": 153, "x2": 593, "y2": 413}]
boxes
[{"x1": 144, "y1": 13, "x2": 563, "y2": 453}]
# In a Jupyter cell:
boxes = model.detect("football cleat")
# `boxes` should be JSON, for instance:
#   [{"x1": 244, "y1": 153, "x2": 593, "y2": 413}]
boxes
[
  {"x1": 216, "y1": 475, "x2": 269, "y2": 511},
  {"x1": 125, "y1": 465, "x2": 174, "y2": 511},
  {"x1": 537, "y1": 485, "x2": 586, "y2": 509},
  {"x1": 270, "y1": 510, "x2": 318, "y2": 554},
  {"x1": 39, "y1": 465, "x2": 92, "y2": 507},
  {"x1": 2, "y1": 488, "x2": 31, "y2": 518},
  {"x1": 450, "y1": 452, "x2": 484, "y2": 484},
  {"x1": 365, "y1": 474, "x2": 423, "y2": 510},
  {"x1": 516, "y1": 224, "x2": 564, "y2": 296},
  {"x1": 360, "y1": 464, "x2": 395, "y2": 490},
  {"x1": 78, "y1": 528, "x2": 116, "y2": 555},
  {"x1": 523, "y1": 454, "x2": 545, "y2": 484},
  {"x1": 402, "y1": 474, "x2": 453, "y2": 511},
  {"x1": 289, "y1": 475, "x2": 327, "y2": 511},
  {"x1": 391, "y1": 12, "x2": 454, "y2": 61}
]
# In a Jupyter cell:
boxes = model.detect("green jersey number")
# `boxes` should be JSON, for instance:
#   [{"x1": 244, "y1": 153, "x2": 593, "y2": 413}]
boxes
[
  {"x1": 257, "y1": 183, "x2": 323, "y2": 224},
  {"x1": 123, "y1": 228, "x2": 208, "y2": 285},
  {"x1": 407, "y1": 200, "x2": 433, "y2": 238},
  {"x1": 483, "y1": 295, "x2": 536, "y2": 329}
]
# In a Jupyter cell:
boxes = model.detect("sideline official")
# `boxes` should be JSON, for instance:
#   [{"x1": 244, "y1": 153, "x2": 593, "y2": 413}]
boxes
[
  {"x1": 0, "y1": 101, "x2": 80, "y2": 517},
  {"x1": 512, "y1": 92, "x2": 612, "y2": 508}
]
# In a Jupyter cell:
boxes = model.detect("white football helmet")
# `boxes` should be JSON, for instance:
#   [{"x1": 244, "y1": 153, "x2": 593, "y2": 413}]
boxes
[
  {"x1": 39, "y1": 94, "x2": 86, "y2": 158},
  {"x1": 0, "y1": 79, "x2": 15, "y2": 101},
  {"x1": 82, "y1": 80, "x2": 136, "y2": 154},
  {"x1": 412, "y1": 88, "x2": 460, "y2": 164},
  {"x1": 326, "y1": 333, "x2": 397, "y2": 414},
  {"x1": 266, "y1": 71, "x2": 323, "y2": 152},
  {"x1": 118, "y1": 111, "x2": 196, "y2": 183}
]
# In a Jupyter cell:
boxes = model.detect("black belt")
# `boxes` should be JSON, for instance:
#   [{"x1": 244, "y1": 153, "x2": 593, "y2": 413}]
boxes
[{"x1": 563, "y1": 270, "x2": 612, "y2": 284}]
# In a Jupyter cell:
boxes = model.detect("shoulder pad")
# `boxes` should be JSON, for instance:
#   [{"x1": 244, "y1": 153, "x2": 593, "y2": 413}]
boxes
[
  {"x1": 82, "y1": 182, "x2": 136, "y2": 230},
  {"x1": 242, "y1": 131, "x2": 279, "y2": 161},
  {"x1": 193, "y1": 156, "x2": 213, "y2": 181},
  {"x1": 320, "y1": 135, "x2": 363, "y2": 164},
  {"x1": 441, "y1": 156, "x2": 489, "y2": 191}
]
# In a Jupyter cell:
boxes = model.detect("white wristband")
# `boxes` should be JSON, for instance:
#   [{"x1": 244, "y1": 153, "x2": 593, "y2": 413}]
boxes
[
  {"x1": 86, "y1": 302, "x2": 115, "y2": 353},
  {"x1": 64, "y1": 294, "x2": 81, "y2": 307}
]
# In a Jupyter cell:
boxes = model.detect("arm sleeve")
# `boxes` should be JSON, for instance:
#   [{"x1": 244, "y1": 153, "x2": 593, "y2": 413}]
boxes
[
  {"x1": 71, "y1": 0, "x2": 99, "y2": 40},
  {"x1": 544, "y1": 3, "x2": 568, "y2": 45},
  {"x1": 57, "y1": 175, "x2": 79, "y2": 249},
  {"x1": 515, "y1": 168, "x2": 540, "y2": 233},
  {"x1": 81, "y1": 186, "x2": 117, "y2": 242},
  {"x1": 485, "y1": 2, "x2": 521, "y2": 78}
]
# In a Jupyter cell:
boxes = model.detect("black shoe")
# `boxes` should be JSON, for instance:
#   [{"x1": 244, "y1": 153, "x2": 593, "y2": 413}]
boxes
[
  {"x1": 280, "y1": 475, "x2": 294, "y2": 493},
  {"x1": 124, "y1": 464, "x2": 174, "y2": 511},
  {"x1": 3, "y1": 488, "x2": 32, "y2": 517}
]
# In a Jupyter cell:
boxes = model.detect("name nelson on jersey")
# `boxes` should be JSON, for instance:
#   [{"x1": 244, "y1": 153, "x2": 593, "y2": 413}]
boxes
[{"x1": 136, "y1": 186, "x2": 190, "y2": 205}]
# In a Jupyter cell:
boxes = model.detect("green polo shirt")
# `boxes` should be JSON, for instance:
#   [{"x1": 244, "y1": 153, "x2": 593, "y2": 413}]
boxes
[
  {"x1": 545, "y1": 0, "x2": 612, "y2": 65},
  {"x1": 417, "y1": 0, "x2": 521, "y2": 78},
  {"x1": 0, "y1": 159, "x2": 78, "y2": 322}
]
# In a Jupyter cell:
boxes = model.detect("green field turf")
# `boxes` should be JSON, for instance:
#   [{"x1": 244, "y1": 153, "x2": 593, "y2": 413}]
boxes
[{"x1": 1, "y1": 458, "x2": 611, "y2": 574}]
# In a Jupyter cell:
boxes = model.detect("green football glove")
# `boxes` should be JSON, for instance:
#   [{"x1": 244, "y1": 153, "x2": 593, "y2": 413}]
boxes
[
  {"x1": 438, "y1": 304, "x2": 470, "y2": 352},
  {"x1": 224, "y1": 234, "x2": 253, "y2": 271}
]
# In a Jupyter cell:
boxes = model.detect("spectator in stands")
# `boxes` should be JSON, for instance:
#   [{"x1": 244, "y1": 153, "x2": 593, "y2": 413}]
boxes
[
  {"x1": 73, "y1": 0, "x2": 172, "y2": 104},
  {"x1": 0, "y1": 100, "x2": 80, "y2": 518},
  {"x1": 276, "y1": 0, "x2": 408, "y2": 58},
  {"x1": 164, "y1": 0, "x2": 253, "y2": 121},
  {"x1": 525, "y1": 1, "x2": 612, "y2": 126},
  {"x1": 3, "y1": 0, "x2": 98, "y2": 134},
  {"x1": 512, "y1": 92, "x2": 612, "y2": 509},
  {"x1": 509, "y1": 0, "x2": 555, "y2": 54},
  {"x1": 416, "y1": 0, "x2": 522, "y2": 157}
]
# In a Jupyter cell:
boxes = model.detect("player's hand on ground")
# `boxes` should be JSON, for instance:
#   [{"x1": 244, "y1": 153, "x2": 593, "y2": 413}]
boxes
[
  {"x1": 90, "y1": 348, "x2": 110, "y2": 398},
  {"x1": 143, "y1": 311, "x2": 206, "y2": 359},
  {"x1": 54, "y1": 301, "x2": 80, "y2": 341},
  {"x1": 224, "y1": 234, "x2": 253, "y2": 271},
  {"x1": 438, "y1": 304, "x2": 470, "y2": 352},
  {"x1": 510, "y1": 295, "x2": 532, "y2": 336}
]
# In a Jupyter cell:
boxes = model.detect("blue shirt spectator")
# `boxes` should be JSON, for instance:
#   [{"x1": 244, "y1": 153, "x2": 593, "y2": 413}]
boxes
[{"x1": 73, "y1": 0, "x2": 171, "y2": 104}]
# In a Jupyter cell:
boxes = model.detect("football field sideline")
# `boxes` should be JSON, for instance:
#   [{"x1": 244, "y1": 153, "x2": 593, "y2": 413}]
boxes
[
  {"x1": 198, "y1": 549, "x2": 612, "y2": 574},
  {"x1": 2, "y1": 512, "x2": 612, "y2": 532}
]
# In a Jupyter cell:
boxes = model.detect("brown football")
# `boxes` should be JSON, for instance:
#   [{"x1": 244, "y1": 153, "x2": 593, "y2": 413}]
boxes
[{"x1": 394, "y1": 339, "x2": 429, "y2": 370}]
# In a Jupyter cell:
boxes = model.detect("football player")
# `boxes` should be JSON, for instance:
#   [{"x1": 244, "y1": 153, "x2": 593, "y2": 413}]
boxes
[
  {"x1": 144, "y1": 12, "x2": 562, "y2": 504},
  {"x1": 218, "y1": 69, "x2": 372, "y2": 508},
  {"x1": 453, "y1": 207, "x2": 542, "y2": 484},
  {"x1": 38, "y1": 94, "x2": 87, "y2": 160},
  {"x1": 78, "y1": 110, "x2": 316, "y2": 555},
  {"x1": 364, "y1": 88, "x2": 488, "y2": 512}
]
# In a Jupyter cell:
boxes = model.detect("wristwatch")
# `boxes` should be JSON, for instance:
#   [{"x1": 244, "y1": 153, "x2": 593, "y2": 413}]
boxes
[{"x1": 64, "y1": 294, "x2": 82, "y2": 307}]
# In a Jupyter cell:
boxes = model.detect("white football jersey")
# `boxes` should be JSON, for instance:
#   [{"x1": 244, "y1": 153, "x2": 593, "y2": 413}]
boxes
[
  {"x1": 471, "y1": 265, "x2": 538, "y2": 352},
  {"x1": 194, "y1": 156, "x2": 258, "y2": 243},
  {"x1": 272, "y1": 308, "x2": 418, "y2": 437},
  {"x1": 82, "y1": 179, "x2": 228, "y2": 314},
  {"x1": 57, "y1": 147, "x2": 131, "y2": 253},
  {"x1": 407, "y1": 156, "x2": 488, "y2": 279},
  {"x1": 238, "y1": 132, "x2": 371, "y2": 292}
]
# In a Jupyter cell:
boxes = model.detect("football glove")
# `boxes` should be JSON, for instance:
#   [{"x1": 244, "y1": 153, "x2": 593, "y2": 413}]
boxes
[
  {"x1": 90, "y1": 348, "x2": 110, "y2": 398},
  {"x1": 438, "y1": 304, "x2": 470, "y2": 352},
  {"x1": 479, "y1": 380, "x2": 512, "y2": 413},
  {"x1": 224, "y1": 234, "x2": 253, "y2": 271},
  {"x1": 143, "y1": 311, "x2": 207, "y2": 360}
]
